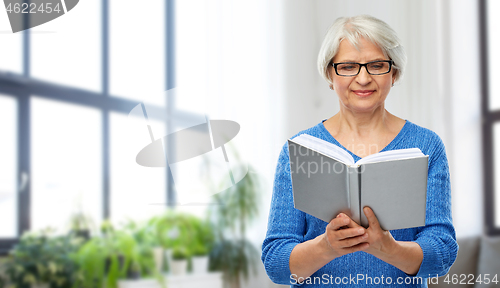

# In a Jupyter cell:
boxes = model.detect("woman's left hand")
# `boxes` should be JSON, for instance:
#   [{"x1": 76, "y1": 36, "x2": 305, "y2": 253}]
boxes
[
  {"x1": 361, "y1": 206, "x2": 398, "y2": 259},
  {"x1": 338, "y1": 206, "x2": 423, "y2": 275}
]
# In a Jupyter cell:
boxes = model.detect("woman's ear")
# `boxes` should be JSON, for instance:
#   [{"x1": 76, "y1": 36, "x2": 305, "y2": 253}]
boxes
[{"x1": 329, "y1": 85, "x2": 334, "y2": 90}]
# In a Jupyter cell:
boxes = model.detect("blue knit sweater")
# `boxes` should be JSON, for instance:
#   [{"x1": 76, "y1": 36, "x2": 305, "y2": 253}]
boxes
[{"x1": 261, "y1": 120, "x2": 458, "y2": 287}]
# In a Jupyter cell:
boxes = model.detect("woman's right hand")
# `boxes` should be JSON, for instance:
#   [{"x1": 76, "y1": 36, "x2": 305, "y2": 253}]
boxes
[
  {"x1": 289, "y1": 213, "x2": 370, "y2": 281},
  {"x1": 322, "y1": 213, "x2": 370, "y2": 259}
]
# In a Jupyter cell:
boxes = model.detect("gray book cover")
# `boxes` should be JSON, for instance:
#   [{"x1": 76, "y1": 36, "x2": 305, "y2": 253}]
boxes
[{"x1": 288, "y1": 139, "x2": 429, "y2": 231}]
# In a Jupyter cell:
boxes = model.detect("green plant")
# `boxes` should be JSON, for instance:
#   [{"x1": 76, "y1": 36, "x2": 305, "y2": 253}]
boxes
[
  {"x1": 191, "y1": 242, "x2": 208, "y2": 257},
  {"x1": 123, "y1": 219, "x2": 159, "y2": 248},
  {"x1": 81, "y1": 219, "x2": 165, "y2": 287},
  {"x1": 67, "y1": 213, "x2": 94, "y2": 242},
  {"x1": 3, "y1": 229, "x2": 83, "y2": 288},
  {"x1": 121, "y1": 219, "x2": 164, "y2": 283},
  {"x1": 209, "y1": 239, "x2": 259, "y2": 282},
  {"x1": 208, "y1": 162, "x2": 261, "y2": 288},
  {"x1": 71, "y1": 236, "x2": 106, "y2": 288},
  {"x1": 154, "y1": 211, "x2": 195, "y2": 252},
  {"x1": 153, "y1": 211, "x2": 216, "y2": 276},
  {"x1": 188, "y1": 217, "x2": 215, "y2": 257},
  {"x1": 68, "y1": 212, "x2": 93, "y2": 232},
  {"x1": 171, "y1": 247, "x2": 189, "y2": 261},
  {"x1": 71, "y1": 221, "x2": 137, "y2": 288},
  {"x1": 127, "y1": 261, "x2": 141, "y2": 280}
]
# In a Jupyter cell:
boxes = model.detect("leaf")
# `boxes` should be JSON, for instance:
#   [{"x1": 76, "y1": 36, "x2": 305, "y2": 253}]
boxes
[
  {"x1": 22, "y1": 273, "x2": 36, "y2": 284},
  {"x1": 48, "y1": 261, "x2": 58, "y2": 274}
]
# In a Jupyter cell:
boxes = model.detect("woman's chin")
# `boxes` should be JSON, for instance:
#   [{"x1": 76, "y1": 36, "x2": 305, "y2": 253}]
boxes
[{"x1": 344, "y1": 100, "x2": 383, "y2": 113}]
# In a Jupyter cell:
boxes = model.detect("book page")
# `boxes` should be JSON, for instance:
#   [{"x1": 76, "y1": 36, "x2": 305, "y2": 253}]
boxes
[
  {"x1": 291, "y1": 134, "x2": 355, "y2": 165},
  {"x1": 355, "y1": 148, "x2": 425, "y2": 165}
]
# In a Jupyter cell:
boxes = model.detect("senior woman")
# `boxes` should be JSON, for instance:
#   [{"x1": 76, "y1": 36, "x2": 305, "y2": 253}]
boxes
[{"x1": 261, "y1": 15, "x2": 458, "y2": 287}]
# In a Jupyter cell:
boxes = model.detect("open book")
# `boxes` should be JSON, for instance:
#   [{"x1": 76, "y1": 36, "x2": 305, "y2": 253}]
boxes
[{"x1": 288, "y1": 134, "x2": 429, "y2": 230}]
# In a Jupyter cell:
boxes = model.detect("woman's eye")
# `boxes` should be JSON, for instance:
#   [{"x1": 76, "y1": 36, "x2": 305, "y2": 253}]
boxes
[
  {"x1": 339, "y1": 65, "x2": 356, "y2": 71},
  {"x1": 368, "y1": 63, "x2": 387, "y2": 70}
]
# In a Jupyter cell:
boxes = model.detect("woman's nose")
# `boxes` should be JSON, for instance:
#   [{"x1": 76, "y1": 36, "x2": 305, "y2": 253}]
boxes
[{"x1": 355, "y1": 66, "x2": 372, "y2": 85}]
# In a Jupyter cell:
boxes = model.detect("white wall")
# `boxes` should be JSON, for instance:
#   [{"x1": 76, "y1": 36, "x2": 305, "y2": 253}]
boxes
[{"x1": 447, "y1": 0, "x2": 483, "y2": 238}]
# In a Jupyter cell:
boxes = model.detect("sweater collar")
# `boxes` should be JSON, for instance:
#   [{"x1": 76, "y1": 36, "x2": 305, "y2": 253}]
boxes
[{"x1": 317, "y1": 119, "x2": 411, "y2": 161}]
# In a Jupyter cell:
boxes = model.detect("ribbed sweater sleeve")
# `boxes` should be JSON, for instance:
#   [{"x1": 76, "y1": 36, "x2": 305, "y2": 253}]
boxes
[
  {"x1": 414, "y1": 134, "x2": 458, "y2": 278},
  {"x1": 261, "y1": 144, "x2": 306, "y2": 285}
]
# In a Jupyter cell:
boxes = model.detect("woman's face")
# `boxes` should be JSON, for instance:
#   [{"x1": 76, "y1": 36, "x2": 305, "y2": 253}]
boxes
[{"x1": 330, "y1": 37, "x2": 395, "y2": 113}]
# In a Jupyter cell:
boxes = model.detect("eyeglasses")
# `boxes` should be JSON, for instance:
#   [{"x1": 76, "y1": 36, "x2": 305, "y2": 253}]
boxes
[{"x1": 332, "y1": 60, "x2": 393, "y2": 76}]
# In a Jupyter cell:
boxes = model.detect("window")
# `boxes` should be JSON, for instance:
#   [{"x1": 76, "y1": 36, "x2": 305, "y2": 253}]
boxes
[
  {"x1": 109, "y1": 112, "x2": 166, "y2": 222},
  {"x1": 0, "y1": 95, "x2": 17, "y2": 238},
  {"x1": 109, "y1": 0, "x2": 166, "y2": 105},
  {"x1": 481, "y1": 0, "x2": 500, "y2": 235},
  {"x1": 0, "y1": 0, "x2": 187, "y2": 254},
  {"x1": 30, "y1": 0, "x2": 102, "y2": 92},
  {"x1": 31, "y1": 97, "x2": 103, "y2": 231}
]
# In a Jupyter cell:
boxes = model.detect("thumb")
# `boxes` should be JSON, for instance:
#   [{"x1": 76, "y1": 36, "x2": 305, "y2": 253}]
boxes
[{"x1": 363, "y1": 206, "x2": 381, "y2": 230}]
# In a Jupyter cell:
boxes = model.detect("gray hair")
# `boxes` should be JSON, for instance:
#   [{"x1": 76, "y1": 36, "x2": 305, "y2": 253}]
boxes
[{"x1": 317, "y1": 15, "x2": 407, "y2": 85}]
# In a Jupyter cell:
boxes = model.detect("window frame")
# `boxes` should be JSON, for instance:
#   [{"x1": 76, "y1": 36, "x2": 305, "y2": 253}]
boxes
[{"x1": 480, "y1": 0, "x2": 500, "y2": 236}]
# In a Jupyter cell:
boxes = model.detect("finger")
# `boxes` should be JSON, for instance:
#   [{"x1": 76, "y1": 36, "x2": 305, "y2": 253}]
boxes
[
  {"x1": 338, "y1": 233, "x2": 368, "y2": 248},
  {"x1": 336, "y1": 227, "x2": 366, "y2": 240},
  {"x1": 337, "y1": 212, "x2": 364, "y2": 230},
  {"x1": 328, "y1": 216, "x2": 351, "y2": 231},
  {"x1": 344, "y1": 217, "x2": 363, "y2": 228},
  {"x1": 332, "y1": 213, "x2": 359, "y2": 230},
  {"x1": 341, "y1": 242, "x2": 370, "y2": 254},
  {"x1": 363, "y1": 206, "x2": 381, "y2": 230},
  {"x1": 335, "y1": 213, "x2": 352, "y2": 229}
]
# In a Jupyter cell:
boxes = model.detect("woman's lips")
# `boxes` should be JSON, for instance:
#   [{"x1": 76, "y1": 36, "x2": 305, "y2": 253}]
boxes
[{"x1": 353, "y1": 90, "x2": 374, "y2": 97}]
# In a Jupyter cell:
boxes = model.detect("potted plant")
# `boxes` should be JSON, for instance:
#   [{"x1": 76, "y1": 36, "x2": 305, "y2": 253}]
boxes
[
  {"x1": 208, "y1": 162, "x2": 261, "y2": 288},
  {"x1": 71, "y1": 236, "x2": 107, "y2": 288},
  {"x1": 3, "y1": 228, "x2": 83, "y2": 288},
  {"x1": 66, "y1": 197, "x2": 94, "y2": 241},
  {"x1": 125, "y1": 261, "x2": 141, "y2": 280},
  {"x1": 121, "y1": 219, "x2": 164, "y2": 284},
  {"x1": 72, "y1": 220, "x2": 137, "y2": 288},
  {"x1": 72, "y1": 219, "x2": 166, "y2": 288},
  {"x1": 67, "y1": 212, "x2": 94, "y2": 241},
  {"x1": 189, "y1": 217, "x2": 215, "y2": 274},
  {"x1": 154, "y1": 211, "x2": 197, "y2": 274},
  {"x1": 135, "y1": 217, "x2": 165, "y2": 274},
  {"x1": 170, "y1": 247, "x2": 189, "y2": 276},
  {"x1": 190, "y1": 243, "x2": 209, "y2": 274}
]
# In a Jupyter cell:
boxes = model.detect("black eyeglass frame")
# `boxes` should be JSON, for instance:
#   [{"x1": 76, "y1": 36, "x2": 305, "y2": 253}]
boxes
[{"x1": 331, "y1": 60, "x2": 394, "y2": 77}]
